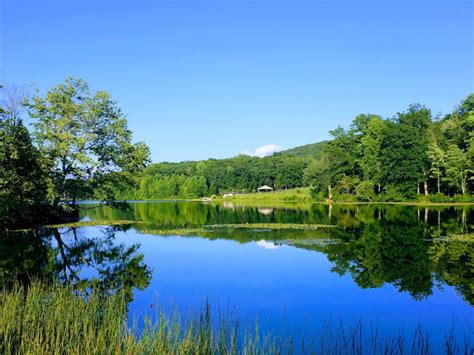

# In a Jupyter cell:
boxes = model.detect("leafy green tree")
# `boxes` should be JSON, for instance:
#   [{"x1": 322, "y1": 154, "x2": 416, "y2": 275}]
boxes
[
  {"x1": 441, "y1": 94, "x2": 474, "y2": 151},
  {"x1": 441, "y1": 94, "x2": 474, "y2": 194},
  {"x1": 380, "y1": 105, "x2": 431, "y2": 197},
  {"x1": 0, "y1": 85, "x2": 50, "y2": 229},
  {"x1": 427, "y1": 140, "x2": 445, "y2": 194},
  {"x1": 359, "y1": 116, "x2": 385, "y2": 193},
  {"x1": 322, "y1": 127, "x2": 359, "y2": 197},
  {"x1": 304, "y1": 154, "x2": 332, "y2": 198},
  {"x1": 0, "y1": 119, "x2": 49, "y2": 228},
  {"x1": 27, "y1": 78, "x2": 150, "y2": 207},
  {"x1": 443, "y1": 144, "x2": 471, "y2": 195}
]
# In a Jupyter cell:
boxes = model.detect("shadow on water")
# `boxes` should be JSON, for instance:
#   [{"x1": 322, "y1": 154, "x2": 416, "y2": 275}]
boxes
[{"x1": 0, "y1": 224, "x2": 151, "y2": 302}]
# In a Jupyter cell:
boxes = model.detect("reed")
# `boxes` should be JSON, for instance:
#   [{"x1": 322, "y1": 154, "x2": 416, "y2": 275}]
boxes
[{"x1": 1, "y1": 282, "x2": 471, "y2": 354}]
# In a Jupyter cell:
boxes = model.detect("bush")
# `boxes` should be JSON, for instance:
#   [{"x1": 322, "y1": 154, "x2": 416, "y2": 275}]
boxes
[
  {"x1": 429, "y1": 193, "x2": 452, "y2": 203},
  {"x1": 450, "y1": 194, "x2": 474, "y2": 203},
  {"x1": 382, "y1": 185, "x2": 407, "y2": 202},
  {"x1": 355, "y1": 181, "x2": 376, "y2": 201},
  {"x1": 310, "y1": 188, "x2": 327, "y2": 201}
]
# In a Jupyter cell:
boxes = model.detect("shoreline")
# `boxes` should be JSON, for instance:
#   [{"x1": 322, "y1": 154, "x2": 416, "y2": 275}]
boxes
[{"x1": 79, "y1": 198, "x2": 474, "y2": 207}]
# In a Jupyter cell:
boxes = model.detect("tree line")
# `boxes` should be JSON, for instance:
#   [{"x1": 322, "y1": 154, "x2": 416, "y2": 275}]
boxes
[
  {"x1": 1, "y1": 77, "x2": 472, "y2": 230},
  {"x1": 119, "y1": 154, "x2": 311, "y2": 199},
  {"x1": 305, "y1": 96, "x2": 473, "y2": 201},
  {"x1": 121, "y1": 94, "x2": 473, "y2": 201}
]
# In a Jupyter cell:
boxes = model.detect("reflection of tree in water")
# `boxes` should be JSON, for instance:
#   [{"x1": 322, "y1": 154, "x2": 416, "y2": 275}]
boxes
[
  {"x1": 430, "y1": 240, "x2": 474, "y2": 305},
  {"x1": 0, "y1": 225, "x2": 151, "y2": 302},
  {"x1": 319, "y1": 207, "x2": 473, "y2": 304},
  {"x1": 81, "y1": 202, "x2": 473, "y2": 304},
  {"x1": 323, "y1": 221, "x2": 434, "y2": 301},
  {"x1": 0, "y1": 229, "x2": 53, "y2": 289}
]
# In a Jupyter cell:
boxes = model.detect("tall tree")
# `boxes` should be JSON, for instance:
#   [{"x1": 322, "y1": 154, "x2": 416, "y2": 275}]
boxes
[
  {"x1": 27, "y1": 78, "x2": 150, "y2": 207},
  {"x1": 443, "y1": 144, "x2": 471, "y2": 195},
  {"x1": 427, "y1": 141, "x2": 445, "y2": 194},
  {"x1": 0, "y1": 85, "x2": 49, "y2": 229},
  {"x1": 359, "y1": 116, "x2": 385, "y2": 193},
  {"x1": 380, "y1": 105, "x2": 431, "y2": 197},
  {"x1": 323, "y1": 127, "x2": 359, "y2": 197}
]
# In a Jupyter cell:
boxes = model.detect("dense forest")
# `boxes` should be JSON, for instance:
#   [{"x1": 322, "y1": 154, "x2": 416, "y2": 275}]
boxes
[
  {"x1": 120, "y1": 94, "x2": 473, "y2": 202},
  {"x1": 306, "y1": 96, "x2": 474, "y2": 201},
  {"x1": 117, "y1": 151, "x2": 320, "y2": 199}
]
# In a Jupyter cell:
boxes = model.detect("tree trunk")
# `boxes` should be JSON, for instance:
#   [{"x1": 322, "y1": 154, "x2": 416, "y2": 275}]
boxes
[
  {"x1": 424, "y1": 181, "x2": 428, "y2": 196},
  {"x1": 417, "y1": 184, "x2": 420, "y2": 195},
  {"x1": 437, "y1": 175, "x2": 440, "y2": 194},
  {"x1": 437, "y1": 210, "x2": 441, "y2": 234},
  {"x1": 328, "y1": 184, "x2": 333, "y2": 200}
]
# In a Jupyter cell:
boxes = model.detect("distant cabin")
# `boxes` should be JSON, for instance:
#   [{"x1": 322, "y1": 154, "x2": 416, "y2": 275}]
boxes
[{"x1": 258, "y1": 185, "x2": 273, "y2": 193}]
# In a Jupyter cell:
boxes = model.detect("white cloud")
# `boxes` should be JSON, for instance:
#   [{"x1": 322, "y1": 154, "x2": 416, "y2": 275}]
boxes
[
  {"x1": 256, "y1": 240, "x2": 280, "y2": 250},
  {"x1": 241, "y1": 144, "x2": 284, "y2": 158}
]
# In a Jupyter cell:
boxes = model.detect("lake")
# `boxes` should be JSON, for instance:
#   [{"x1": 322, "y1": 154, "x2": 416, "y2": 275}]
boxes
[{"x1": 1, "y1": 201, "x2": 473, "y2": 348}]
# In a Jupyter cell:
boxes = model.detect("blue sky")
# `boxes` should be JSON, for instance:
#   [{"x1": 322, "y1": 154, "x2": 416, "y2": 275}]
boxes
[{"x1": 1, "y1": 0, "x2": 472, "y2": 162}]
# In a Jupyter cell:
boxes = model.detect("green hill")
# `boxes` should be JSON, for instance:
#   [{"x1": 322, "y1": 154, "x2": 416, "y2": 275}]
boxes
[{"x1": 277, "y1": 141, "x2": 327, "y2": 159}]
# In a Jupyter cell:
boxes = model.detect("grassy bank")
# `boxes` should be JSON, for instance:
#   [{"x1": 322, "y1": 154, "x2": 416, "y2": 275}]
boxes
[
  {"x1": 220, "y1": 187, "x2": 474, "y2": 207},
  {"x1": 1, "y1": 282, "x2": 472, "y2": 354},
  {"x1": 225, "y1": 188, "x2": 312, "y2": 203}
]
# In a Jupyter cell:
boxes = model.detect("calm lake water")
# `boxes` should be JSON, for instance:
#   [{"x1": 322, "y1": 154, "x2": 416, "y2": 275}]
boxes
[{"x1": 2, "y1": 201, "x2": 473, "y2": 345}]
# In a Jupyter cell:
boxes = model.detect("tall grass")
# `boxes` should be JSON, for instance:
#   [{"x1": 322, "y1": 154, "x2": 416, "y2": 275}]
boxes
[{"x1": 1, "y1": 282, "x2": 472, "y2": 354}]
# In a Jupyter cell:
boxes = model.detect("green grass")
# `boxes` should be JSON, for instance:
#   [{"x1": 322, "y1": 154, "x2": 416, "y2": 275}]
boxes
[
  {"x1": 219, "y1": 187, "x2": 474, "y2": 207},
  {"x1": 220, "y1": 188, "x2": 313, "y2": 209},
  {"x1": 1, "y1": 282, "x2": 471, "y2": 354}
]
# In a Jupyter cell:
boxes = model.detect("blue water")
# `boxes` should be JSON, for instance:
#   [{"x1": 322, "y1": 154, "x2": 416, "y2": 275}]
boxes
[
  {"x1": 45, "y1": 201, "x2": 471, "y2": 349},
  {"x1": 106, "y1": 229, "x2": 472, "y2": 343}
]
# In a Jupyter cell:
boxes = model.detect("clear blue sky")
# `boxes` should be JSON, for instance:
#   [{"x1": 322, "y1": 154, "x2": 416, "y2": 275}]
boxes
[{"x1": 1, "y1": 0, "x2": 472, "y2": 162}]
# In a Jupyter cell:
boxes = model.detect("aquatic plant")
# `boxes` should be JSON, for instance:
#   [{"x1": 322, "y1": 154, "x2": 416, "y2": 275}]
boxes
[{"x1": 1, "y1": 282, "x2": 472, "y2": 354}]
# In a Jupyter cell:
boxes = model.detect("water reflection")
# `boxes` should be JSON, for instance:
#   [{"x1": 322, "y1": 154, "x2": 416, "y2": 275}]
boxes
[
  {"x1": 0, "y1": 225, "x2": 151, "y2": 301},
  {"x1": 82, "y1": 202, "x2": 473, "y2": 305}
]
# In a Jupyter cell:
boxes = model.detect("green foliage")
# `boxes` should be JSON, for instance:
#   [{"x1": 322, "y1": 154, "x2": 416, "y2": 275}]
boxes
[
  {"x1": 88, "y1": 92, "x2": 473, "y2": 203},
  {"x1": 26, "y1": 78, "x2": 150, "y2": 206},
  {"x1": 276, "y1": 141, "x2": 327, "y2": 158},
  {"x1": 443, "y1": 144, "x2": 471, "y2": 195},
  {"x1": 128, "y1": 154, "x2": 312, "y2": 200},
  {"x1": 304, "y1": 95, "x2": 473, "y2": 201},
  {"x1": 359, "y1": 115, "x2": 385, "y2": 192},
  {"x1": 0, "y1": 107, "x2": 50, "y2": 229}
]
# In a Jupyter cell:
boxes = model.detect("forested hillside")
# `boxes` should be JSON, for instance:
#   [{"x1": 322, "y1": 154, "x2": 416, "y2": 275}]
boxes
[
  {"x1": 119, "y1": 154, "x2": 313, "y2": 199},
  {"x1": 276, "y1": 141, "x2": 327, "y2": 158},
  {"x1": 120, "y1": 94, "x2": 473, "y2": 201}
]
